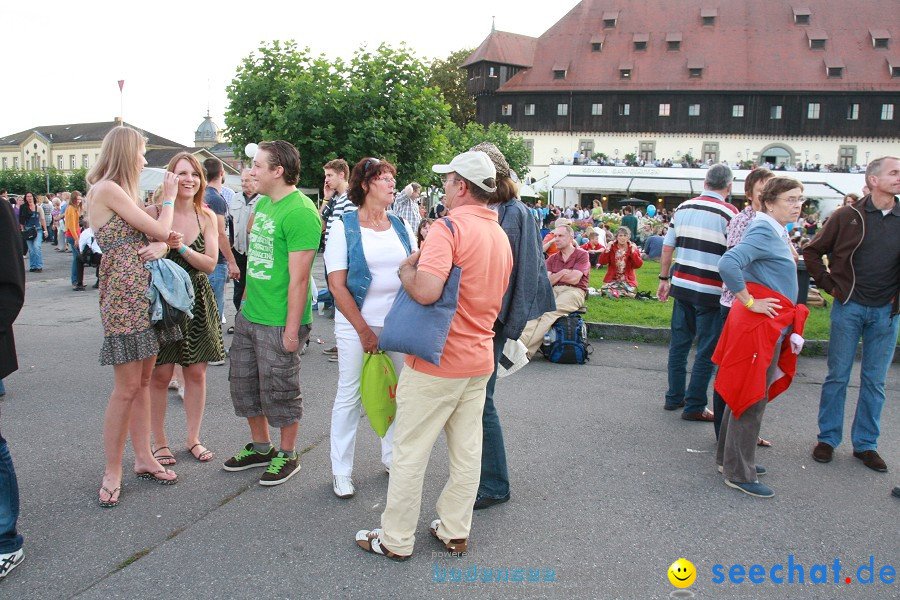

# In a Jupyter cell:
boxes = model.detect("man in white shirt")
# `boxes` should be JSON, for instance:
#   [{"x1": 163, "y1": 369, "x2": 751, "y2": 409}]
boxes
[{"x1": 228, "y1": 169, "x2": 259, "y2": 331}]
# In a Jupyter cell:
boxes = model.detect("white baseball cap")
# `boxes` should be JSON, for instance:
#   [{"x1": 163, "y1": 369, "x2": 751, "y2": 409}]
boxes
[{"x1": 432, "y1": 151, "x2": 497, "y2": 193}]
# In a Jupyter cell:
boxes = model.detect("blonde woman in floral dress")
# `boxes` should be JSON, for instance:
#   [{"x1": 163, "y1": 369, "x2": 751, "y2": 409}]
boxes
[{"x1": 87, "y1": 127, "x2": 183, "y2": 508}]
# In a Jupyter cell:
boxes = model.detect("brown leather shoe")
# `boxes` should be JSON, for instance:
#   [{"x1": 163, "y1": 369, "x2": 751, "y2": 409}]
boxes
[
  {"x1": 812, "y1": 442, "x2": 834, "y2": 463},
  {"x1": 681, "y1": 409, "x2": 714, "y2": 422},
  {"x1": 853, "y1": 450, "x2": 887, "y2": 472}
]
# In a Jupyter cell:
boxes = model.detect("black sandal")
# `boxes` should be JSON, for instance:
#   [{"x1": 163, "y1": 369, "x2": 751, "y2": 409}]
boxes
[
  {"x1": 152, "y1": 446, "x2": 176, "y2": 465},
  {"x1": 189, "y1": 443, "x2": 213, "y2": 462}
]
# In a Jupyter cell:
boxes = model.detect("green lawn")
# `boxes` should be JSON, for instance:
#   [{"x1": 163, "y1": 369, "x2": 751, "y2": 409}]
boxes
[{"x1": 584, "y1": 263, "x2": 843, "y2": 340}]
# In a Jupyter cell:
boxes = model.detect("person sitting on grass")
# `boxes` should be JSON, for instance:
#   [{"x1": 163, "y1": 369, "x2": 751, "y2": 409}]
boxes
[
  {"x1": 581, "y1": 231, "x2": 606, "y2": 269},
  {"x1": 642, "y1": 226, "x2": 665, "y2": 261},
  {"x1": 598, "y1": 227, "x2": 644, "y2": 298}
]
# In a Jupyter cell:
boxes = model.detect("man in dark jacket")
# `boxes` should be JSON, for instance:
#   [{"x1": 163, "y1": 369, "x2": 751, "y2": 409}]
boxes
[
  {"x1": 0, "y1": 195, "x2": 25, "y2": 578},
  {"x1": 803, "y1": 156, "x2": 900, "y2": 472},
  {"x1": 471, "y1": 142, "x2": 555, "y2": 510}
]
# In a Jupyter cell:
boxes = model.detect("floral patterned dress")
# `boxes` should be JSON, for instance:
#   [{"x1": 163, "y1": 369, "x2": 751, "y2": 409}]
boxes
[{"x1": 96, "y1": 214, "x2": 180, "y2": 365}]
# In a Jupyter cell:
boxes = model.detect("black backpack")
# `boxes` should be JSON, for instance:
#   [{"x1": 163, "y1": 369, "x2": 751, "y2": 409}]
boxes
[{"x1": 540, "y1": 313, "x2": 592, "y2": 364}]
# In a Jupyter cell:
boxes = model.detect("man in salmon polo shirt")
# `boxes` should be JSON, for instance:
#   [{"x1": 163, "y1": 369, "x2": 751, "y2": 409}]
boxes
[{"x1": 355, "y1": 151, "x2": 513, "y2": 561}]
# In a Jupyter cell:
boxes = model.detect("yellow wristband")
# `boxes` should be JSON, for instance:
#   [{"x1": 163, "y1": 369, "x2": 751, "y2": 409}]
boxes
[{"x1": 744, "y1": 297, "x2": 754, "y2": 308}]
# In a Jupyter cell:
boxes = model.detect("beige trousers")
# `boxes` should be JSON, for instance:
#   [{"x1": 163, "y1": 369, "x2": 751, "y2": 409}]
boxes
[
  {"x1": 518, "y1": 285, "x2": 587, "y2": 358},
  {"x1": 379, "y1": 368, "x2": 491, "y2": 555}
]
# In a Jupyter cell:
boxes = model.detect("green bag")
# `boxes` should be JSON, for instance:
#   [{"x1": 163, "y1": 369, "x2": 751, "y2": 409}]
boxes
[{"x1": 360, "y1": 352, "x2": 399, "y2": 438}]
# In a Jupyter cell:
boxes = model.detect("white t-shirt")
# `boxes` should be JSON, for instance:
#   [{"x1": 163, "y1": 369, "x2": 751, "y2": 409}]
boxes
[{"x1": 324, "y1": 218, "x2": 417, "y2": 327}]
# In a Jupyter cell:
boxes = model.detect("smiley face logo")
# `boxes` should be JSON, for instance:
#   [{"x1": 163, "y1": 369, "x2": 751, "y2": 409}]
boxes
[{"x1": 668, "y1": 558, "x2": 697, "y2": 588}]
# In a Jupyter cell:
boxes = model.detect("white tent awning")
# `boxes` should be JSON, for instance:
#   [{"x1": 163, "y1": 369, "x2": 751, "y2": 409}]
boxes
[
  {"x1": 627, "y1": 178, "x2": 694, "y2": 195},
  {"x1": 554, "y1": 175, "x2": 632, "y2": 190}
]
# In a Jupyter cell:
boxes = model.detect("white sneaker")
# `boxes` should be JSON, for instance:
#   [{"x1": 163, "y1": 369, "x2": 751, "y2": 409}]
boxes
[
  {"x1": 167, "y1": 379, "x2": 179, "y2": 390},
  {"x1": 208, "y1": 360, "x2": 225, "y2": 366},
  {"x1": 177, "y1": 386, "x2": 185, "y2": 401},
  {"x1": 333, "y1": 475, "x2": 355, "y2": 499},
  {"x1": 0, "y1": 548, "x2": 23, "y2": 579}
]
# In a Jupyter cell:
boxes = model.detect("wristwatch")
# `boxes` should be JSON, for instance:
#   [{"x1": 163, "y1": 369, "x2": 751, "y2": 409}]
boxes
[{"x1": 658, "y1": 275, "x2": 670, "y2": 281}]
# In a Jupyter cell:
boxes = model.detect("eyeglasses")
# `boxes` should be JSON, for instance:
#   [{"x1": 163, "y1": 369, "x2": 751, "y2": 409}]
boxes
[
  {"x1": 441, "y1": 175, "x2": 462, "y2": 186},
  {"x1": 376, "y1": 176, "x2": 396, "y2": 185},
  {"x1": 780, "y1": 196, "x2": 805, "y2": 206}
]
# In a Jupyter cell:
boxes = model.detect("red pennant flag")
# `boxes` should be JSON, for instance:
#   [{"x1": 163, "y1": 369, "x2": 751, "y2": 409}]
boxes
[{"x1": 118, "y1": 80, "x2": 125, "y2": 92}]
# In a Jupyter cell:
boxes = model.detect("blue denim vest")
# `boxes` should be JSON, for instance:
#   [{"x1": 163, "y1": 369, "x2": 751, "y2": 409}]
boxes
[{"x1": 342, "y1": 211, "x2": 412, "y2": 311}]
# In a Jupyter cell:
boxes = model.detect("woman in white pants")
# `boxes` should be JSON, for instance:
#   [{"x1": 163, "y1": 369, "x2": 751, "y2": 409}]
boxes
[{"x1": 324, "y1": 157, "x2": 415, "y2": 499}]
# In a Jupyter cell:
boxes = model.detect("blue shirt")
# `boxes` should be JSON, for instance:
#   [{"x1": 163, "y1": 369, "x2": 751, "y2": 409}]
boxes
[
  {"x1": 718, "y1": 215, "x2": 797, "y2": 303},
  {"x1": 204, "y1": 187, "x2": 227, "y2": 264}
]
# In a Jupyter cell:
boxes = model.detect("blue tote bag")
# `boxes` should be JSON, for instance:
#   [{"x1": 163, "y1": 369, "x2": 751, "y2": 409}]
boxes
[{"x1": 378, "y1": 218, "x2": 460, "y2": 366}]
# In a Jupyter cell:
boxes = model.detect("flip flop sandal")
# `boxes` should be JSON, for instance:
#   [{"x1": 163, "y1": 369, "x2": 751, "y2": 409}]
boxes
[
  {"x1": 355, "y1": 529, "x2": 409, "y2": 561},
  {"x1": 757, "y1": 437, "x2": 772, "y2": 447},
  {"x1": 135, "y1": 469, "x2": 178, "y2": 485},
  {"x1": 98, "y1": 485, "x2": 121, "y2": 508},
  {"x1": 189, "y1": 443, "x2": 213, "y2": 462},
  {"x1": 152, "y1": 446, "x2": 177, "y2": 465}
]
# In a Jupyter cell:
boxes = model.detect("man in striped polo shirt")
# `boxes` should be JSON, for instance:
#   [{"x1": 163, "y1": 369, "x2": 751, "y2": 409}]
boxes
[{"x1": 657, "y1": 164, "x2": 739, "y2": 420}]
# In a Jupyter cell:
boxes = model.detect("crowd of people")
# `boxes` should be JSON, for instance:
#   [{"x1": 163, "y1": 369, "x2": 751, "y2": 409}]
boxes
[{"x1": 0, "y1": 132, "x2": 897, "y2": 579}]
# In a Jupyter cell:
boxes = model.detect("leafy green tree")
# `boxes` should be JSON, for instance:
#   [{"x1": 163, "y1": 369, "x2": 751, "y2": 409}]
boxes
[
  {"x1": 225, "y1": 41, "x2": 451, "y2": 189},
  {"x1": 443, "y1": 122, "x2": 531, "y2": 179},
  {"x1": 67, "y1": 168, "x2": 87, "y2": 194},
  {"x1": 428, "y1": 48, "x2": 476, "y2": 130}
]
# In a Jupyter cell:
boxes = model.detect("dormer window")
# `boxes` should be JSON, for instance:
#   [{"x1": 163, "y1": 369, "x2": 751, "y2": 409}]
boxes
[
  {"x1": 666, "y1": 32, "x2": 682, "y2": 51},
  {"x1": 688, "y1": 58, "x2": 704, "y2": 79},
  {"x1": 888, "y1": 58, "x2": 900, "y2": 78},
  {"x1": 590, "y1": 34, "x2": 605, "y2": 52},
  {"x1": 825, "y1": 57, "x2": 844, "y2": 78},
  {"x1": 793, "y1": 7, "x2": 811, "y2": 25},
  {"x1": 553, "y1": 70, "x2": 566, "y2": 80},
  {"x1": 701, "y1": 8, "x2": 717, "y2": 26},
  {"x1": 603, "y1": 11, "x2": 619, "y2": 28},
  {"x1": 633, "y1": 33, "x2": 649, "y2": 51},
  {"x1": 807, "y1": 29, "x2": 828, "y2": 49},
  {"x1": 870, "y1": 29, "x2": 890, "y2": 49},
  {"x1": 619, "y1": 61, "x2": 633, "y2": 79}
]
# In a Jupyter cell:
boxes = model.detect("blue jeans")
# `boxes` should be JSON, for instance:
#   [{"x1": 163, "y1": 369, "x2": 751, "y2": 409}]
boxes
[
  {"x1": 817, "y1": 300, "x2": 900, "y2": 451},
  {"x1": 26, "y1": 230, "x2": 43, "y2": 269},
  {"x1": 478, "y1": 333, "x2": 510, "y2": 500},
  {"x1": 208, "y1": 262, "x2": 227, "y2": 321},
  {"x1": 665, "y1": 297, "x2": 724, "y2": 415},
  {"x1": 0, "y1": 380, "x2": 5, "y2": 396},
  {"x1": 67, "y1": 236, "x2": 78, "y2": 284},
  {"x1": 0, "y1": 435, "x2": 22, "y2": 554}
]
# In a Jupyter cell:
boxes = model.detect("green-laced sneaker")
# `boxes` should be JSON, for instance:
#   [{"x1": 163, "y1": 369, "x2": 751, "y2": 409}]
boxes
[
  {"x1": 222, "y1": 443, "x2": 275, "y2": 472},
  {"x1": 259, "y1": 452, "x2": 300, "y2": 486}
]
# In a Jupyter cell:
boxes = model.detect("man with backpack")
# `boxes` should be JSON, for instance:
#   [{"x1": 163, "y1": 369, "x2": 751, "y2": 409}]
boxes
[{"x1": 518, "y1": 223, "x2": 590, "y2": 359}]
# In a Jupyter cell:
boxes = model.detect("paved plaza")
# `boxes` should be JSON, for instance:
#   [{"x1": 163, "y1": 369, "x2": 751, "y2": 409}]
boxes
[{"x1": 2, "y1": 248, "x2": 897, "y2": 599}]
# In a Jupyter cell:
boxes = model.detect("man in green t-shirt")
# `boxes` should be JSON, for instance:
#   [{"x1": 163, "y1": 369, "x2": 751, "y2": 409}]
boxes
[{"x1": 224, "y1": 140, "x2": 322, "y2": 486}]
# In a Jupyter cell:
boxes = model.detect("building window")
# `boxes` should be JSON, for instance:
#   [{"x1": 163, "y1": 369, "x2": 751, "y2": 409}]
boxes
[
  {"x1": 553, "y1": 69, "x2": 566, "y2": 80},
  {"x1": 70, "y1": 155, "x2": 76, "y2": 169},
  {"x1": 770, "y1": 105, "x2": 783, "y2": 120},
  {"x1": 603, "y1": 11, "x2": 618, "y2": 28},
  {"x1": 640, "y1": 141, "x2": 656, "y2": 162},
  {"x1": 620, "y1": 68, "x2": 632, "y2": 79},
  {"x1": 810, "y1": 38, "x2": 825, "y2": 49},
  {"x1": 591, "y1": 103, "x2": 603, "y2": 116},
  {"x1": 659, "y1": 103, "x2": 671, "y2": 116},
  {"x1": 592, "y1": 42, "x2": 603, "y2": 52},
  {"x1": 523, "y1": 139, "x2": 534, "y2": 165},
  {"x1": 808, "y1": 31, "x2": 827, "y2": 49},
  {"x1": 702, "y1": 142, "x2": 720, "y2": 163},
  {"x1": 633, "y1": 34, "x2": 648, "y2": 51},
  {"x1": 732, "y1": 104, "x2": 745, "y2": 117},
  {"x1": 847, "y1": 104, "x2": 859, "y2": 120},
  {"x1": 689, "y1": 67, "x2": 703, "y2": 78},
  {"x1": 557, "y1": 103, "x2": 568, "y2": 116},
  {"x1": 57, "y1": 155, "x2": 63, "y2": 169},
  {"x1": 871, "y1": 31, "x2": 890, "y2": 48},
  {"x1": 827, "y1": 66, "x2": 843, "y2": 78},
  {"x1": 882, "y1": 104, "x2": 895, "y2": 120},
  {"x1": 82, "y1": 154, "x2": 89, "y2": 168},
  {"x1": 13, "y1": 157, "x2": 19, "y2": 169},
  {"x1": 807, "y1": 103, "x2": 821, "y2": 119},
  {"x1": 619, "y1": 103, "x2": 631, "y2": 116},
  {"x1": 891, "y1": 65, "x2": 900, "y2": 78},
  {"x1": 793, "y1": 8, "x2": 811, "y2": 25},
  {"x1": 524, "y1": 104, "x2": 535, "y2": 116},
  {"x1": 688, "y1": 104, "x2": 701, "y2": 116},
  {"x1": 501, "y1": 104, "x2": 512, "y2": 116},
  {"x1": 1, "y1": 158, "x2": 6, "y2": 169},
  {"x1": 488, "y1": 67, "x2": 496, "y2": 78},
  {"x1": 668, "y1": 40, "x2": 681, "y2": 51},
  {"x1": 634, "y1": 40, "x2": 647, "y2": 51},
  {"x1": 579, "y1": 139, "x2": 595, "y2": 156},
  {"x1": 701, "y1": 7, "x2": 717, "y2": 26},
  {"x1": 838, "y1": 145, "x2": 857, "y2": 169}
]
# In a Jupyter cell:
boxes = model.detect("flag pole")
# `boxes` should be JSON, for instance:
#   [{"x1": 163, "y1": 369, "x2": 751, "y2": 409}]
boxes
[{"x1": 117, "y1": 80, "x2": 125, "y2": 124}]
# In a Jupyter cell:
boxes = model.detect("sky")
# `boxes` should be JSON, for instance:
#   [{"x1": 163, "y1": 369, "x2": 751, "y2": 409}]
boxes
[{"x1": 3, "y1": 0, "x2": 579, "y2": 147}]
